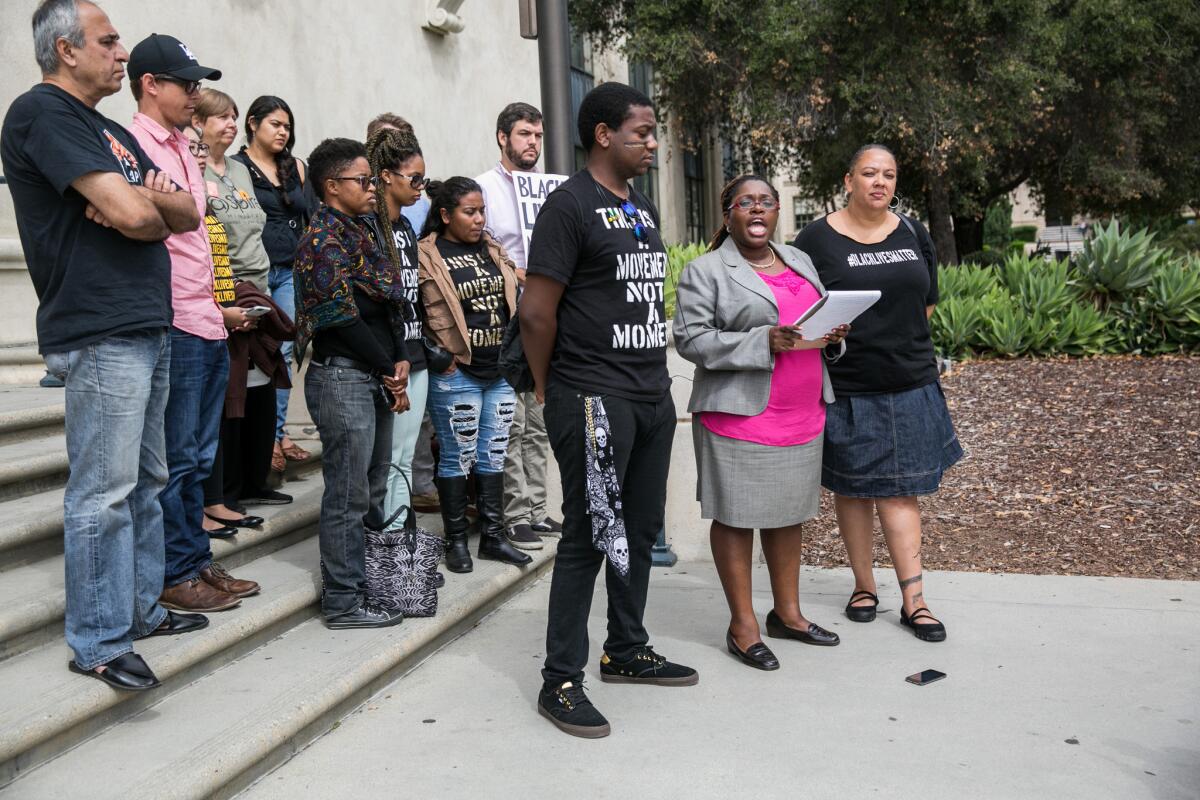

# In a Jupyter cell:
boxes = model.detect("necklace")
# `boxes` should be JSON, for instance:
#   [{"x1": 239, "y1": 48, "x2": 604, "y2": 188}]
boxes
[{"x1": 745, "y1": 249, "x2": 777, "y2": 269}]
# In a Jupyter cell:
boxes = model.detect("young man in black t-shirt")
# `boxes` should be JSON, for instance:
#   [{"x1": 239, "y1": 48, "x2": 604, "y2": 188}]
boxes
[
  {"x1": 522, "y1": 82, "x2": 698, "y2": 739},
  {"x1": 1, "y1": 0, "x2": 202, "y2": 692}
]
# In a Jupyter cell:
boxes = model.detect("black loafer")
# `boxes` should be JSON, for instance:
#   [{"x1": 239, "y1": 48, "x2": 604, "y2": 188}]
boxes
[
  {"x1": 845, "y1": 590, "x2": 879, "y2": 623},
  {"x1": 901, "y1": 607, "x2": 947, "y2": 642},
  {"x1": 143, "y1": 610, "x2": 209, "y2": 638},
  {"x1": 205, "y1": 512, "x2": 264, "y2": 528},
  {"x1": 726, "y1": 630, "x2": 780, "y2": 671},
  {"x1": 205, "y1": 524, "x2": 238, "y2": 539},
  {"x1": 765, "y1": 609, "x2": 841, "y2": 646},
  {"x1": 68, "y1": 652, "x2": 161, "y2": 691},
  {"x1": 432, "y1": 571, "x2": 445, "y2": 589}
]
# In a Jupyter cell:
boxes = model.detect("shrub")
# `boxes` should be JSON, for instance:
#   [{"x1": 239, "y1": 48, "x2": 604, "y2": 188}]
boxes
[
  {"x1": 1144, "y1": 256, "x2": 1200, "y2": 350},
  {"x1": 1161, "y1": 223, "x2": 1200, "y2": 256},
  {"x1": 1011, "y1": 224, "x2": 1038, "y2": 243},
  {"x1": 931, "y1": 296, "x2": 983, "y2": 359},
  {"x1": 1072, "y1": 220, "x2": 1161, "y2": 299},
  {"x1": 664, "y1": 242, "x2": 706, "y2": 319},
  {"x1": 938, "y1": 262, "x2": 1000, "y2": 300}
]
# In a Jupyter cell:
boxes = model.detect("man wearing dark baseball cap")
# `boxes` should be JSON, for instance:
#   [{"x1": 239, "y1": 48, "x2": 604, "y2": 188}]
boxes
[
  {"x1": 128, "y1": 33, "x2": 262, "y2": 619},
  {"x1": 128, "y1": 33, "x2": 222, "y2": 86}
]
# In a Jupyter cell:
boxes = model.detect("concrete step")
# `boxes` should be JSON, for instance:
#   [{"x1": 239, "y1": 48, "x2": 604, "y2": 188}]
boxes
[
  {"x1": 0, "y1": 432, "x2": 68, "y2": 502},
  {"x1": 0, "y1": 347, "x2": 46, "y2": 386},
  {"x1": 0, "y1": 527, "x2": 556, "y2": 797},
  {"x1": 0, "y1": 385, "x2": 64, "y2": 445},
  {"x1": 0, "y1": 470, "x2": 324, "y2": 662}
]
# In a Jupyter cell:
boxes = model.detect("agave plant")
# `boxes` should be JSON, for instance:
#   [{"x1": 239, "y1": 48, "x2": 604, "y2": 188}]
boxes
[
  {"x1": 1055, "y1": 302, "x2": 1112, "y2": 356},
  {"x1": 931, "y1": 296, "x2": 982, "y2": 359},
  {"x1": 1072, "y1": 220, "x2": 1163, "y2": 299},
  {"x1": 664, "y1": 242, "x2": 707, "y2": 319},
  {"x1": 938, "y1": 262, "x2": 1000, "y2": 300},
  {"x1": 1144, "y1": 256, "x2": 1200, "y2": 350},
  {"x1": 999, "y1": 253, "x2": 1078, "y2": 318}
]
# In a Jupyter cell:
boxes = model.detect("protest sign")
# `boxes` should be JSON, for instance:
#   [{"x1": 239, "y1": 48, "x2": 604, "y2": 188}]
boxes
[{"x1": 514, "y1": 170, "x2": 568, "y2": 261}]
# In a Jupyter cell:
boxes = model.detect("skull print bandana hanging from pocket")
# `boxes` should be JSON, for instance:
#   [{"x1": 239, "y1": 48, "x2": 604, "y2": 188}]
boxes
[{"x1": 583, "y1": 395, "x2": 630, "y2": 583}]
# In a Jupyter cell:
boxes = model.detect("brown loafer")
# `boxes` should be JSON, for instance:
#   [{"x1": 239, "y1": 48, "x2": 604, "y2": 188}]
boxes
[
  {"x1": 200, "y1": 562, "x2": 261, "y2": 598},
  {"x1": 160, "y1": 577, "x2": 241, "y2": 612}
]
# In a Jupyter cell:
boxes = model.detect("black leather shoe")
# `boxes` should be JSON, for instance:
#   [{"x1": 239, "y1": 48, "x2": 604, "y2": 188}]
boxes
[
  {"x1": 68, "y1": 652, "x2": 161, "y2": 691},
  {"x1": 437, "y1": 476, "x2": 474, "y2": 573},
  {"x1": 143, "y1": 610, "x2": 209, "y2": 638},
  {"x1": 901, "y1": 607, "x2": 947, "y2": 642},
  {"x1": 432, "y1": 571, "x2": 446, "y2": 589},
  {"x1": 726, "y1": 630, "x2": 780, "y2": 671},
  {"x1": 845, "y1": 590, "x2": 879, "y2": 623},
  {"x1": 205, "y1": 512, "x2": 264, "y2": 528},
  {"x1": 765, "y1": 609, "x2": 841, "y2": 646},
  {"x1": 205, "y1": 524, "x2": 239, "y2": 539},
  {"x1": 475, "y1": 473, "x2": 532, "y2": 566}
]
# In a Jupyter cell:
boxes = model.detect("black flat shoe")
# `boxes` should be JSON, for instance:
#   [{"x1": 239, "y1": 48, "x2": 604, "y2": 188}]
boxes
[
  {"x1": 205, "y1": 512, "x2": 264, "y2": 528},
  {"x1": 726, "y1": 631, "x2": 780, "y2": 671},
  {"x1": 765, "y1": 609, "x2": 841, "y2": 646},
  {"x1": 68, "y1": 652, "x2": 161, "y2": 691},
  {"x1": 900, "y1": 607, "x2": 947, "y2": 642},
  {"x1": 143, "y1": 610, "x2": 209, "y2": 638},
  {"x1": 432, "y1": 571, "x2": 445, "y2": 589},
  {"x1": 845, "y1": 590, "x2": 879, "y2": 623},
  {"x1": 205, "y1": 524, "x2": 238, "y2": 539}
]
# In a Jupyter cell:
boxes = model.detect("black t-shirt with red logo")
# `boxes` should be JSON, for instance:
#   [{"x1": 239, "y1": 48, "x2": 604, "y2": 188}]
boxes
[{"x1": 1, "y1": 84, "x2": 172, "y2": 353}]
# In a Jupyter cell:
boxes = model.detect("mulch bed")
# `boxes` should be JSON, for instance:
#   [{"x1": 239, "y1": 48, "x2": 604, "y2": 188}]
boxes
[{"x1": 801, "y1": 355, "x2": 1200, "y2": 580}]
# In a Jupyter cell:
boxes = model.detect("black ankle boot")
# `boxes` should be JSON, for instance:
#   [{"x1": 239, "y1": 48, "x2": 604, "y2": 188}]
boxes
[
  {"x1": 435, "y1": 476, "x2": 473, "y2": 573},
  {"x1": 474, "y1": 473, "x2": 532, "y2": 566}
]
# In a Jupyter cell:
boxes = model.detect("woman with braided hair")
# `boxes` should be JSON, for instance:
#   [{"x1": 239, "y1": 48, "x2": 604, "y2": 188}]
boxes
[
  {"x1": 365, "y1": 127, "x2": 429, "y2": 522},
  {"x1": 233, "y1": 95, "x2": 316, "y2": 473}
]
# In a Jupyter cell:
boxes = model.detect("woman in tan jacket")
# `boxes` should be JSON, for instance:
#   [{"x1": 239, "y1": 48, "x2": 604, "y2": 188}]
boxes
[{"x1": 417, "y1": 177, "x2": 530, "y2": 573}]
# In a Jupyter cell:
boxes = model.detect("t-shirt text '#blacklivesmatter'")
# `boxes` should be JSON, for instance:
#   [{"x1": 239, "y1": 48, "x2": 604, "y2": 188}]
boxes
[
  {"x1": 526, "y1": 170, "x2": 670, "y2": 402},
  {"x1": 207, "y1": 215, "x2": 236, "y2": 306}
]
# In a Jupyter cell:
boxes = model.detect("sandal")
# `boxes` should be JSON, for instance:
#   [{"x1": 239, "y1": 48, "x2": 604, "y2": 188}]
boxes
[
  {"x1": 844, "y1": 590, "x2": 879, "y2": 623},
  {"x1": 271, "y1": 443, "x2": 286, "y2": 473},
  {"x1": 900, "y1": 607, "x2": 947, "y2": 642},
  {"x1": 280, "y1": 440, "x2": 311, "y2": 462}
]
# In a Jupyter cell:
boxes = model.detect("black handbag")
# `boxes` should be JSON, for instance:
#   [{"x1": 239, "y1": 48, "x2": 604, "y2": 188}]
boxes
[
  {"x1": 498, "y1": 311, "x2": 534, "y2": 393},
  {"x1": 363, "y1": 465, "x2": 444, "y2": 617},
  {"x1": 421, "y1": 334, "x2": 455, "y2": 374}
]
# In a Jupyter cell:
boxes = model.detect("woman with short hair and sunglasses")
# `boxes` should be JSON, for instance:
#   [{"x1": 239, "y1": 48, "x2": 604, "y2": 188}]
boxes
[
  {"x1": 364, "y1": 127, "x2": 429, "y2": 523},
  {"x1": 295, "y1": 138, "x2": 412, "y2": 630},
  {"x1": 673, "y1": 175, "x2": 848, "y2": 671},
  {"x1": 417, "y1": 177, "x2": 530, "y2": 573}
]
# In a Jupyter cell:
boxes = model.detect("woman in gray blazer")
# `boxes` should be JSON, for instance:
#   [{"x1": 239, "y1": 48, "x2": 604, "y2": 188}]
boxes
[{"x1": 673, "y1": 175, "x2": 848, "y2": 671}]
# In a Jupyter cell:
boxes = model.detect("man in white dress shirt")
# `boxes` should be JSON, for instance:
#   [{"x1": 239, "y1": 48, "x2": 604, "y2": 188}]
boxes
[{"x1": 475, "y1": 102, "x2": 561, "y2": 550}]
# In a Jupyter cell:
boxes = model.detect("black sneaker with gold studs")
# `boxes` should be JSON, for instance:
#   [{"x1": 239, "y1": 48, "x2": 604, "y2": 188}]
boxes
[
  {"x1": 599, "y1": 646, "x2": 699, "y2": 686},
  {"x1": 538, "y1": 680, "x2": 610, "y2": 738}
]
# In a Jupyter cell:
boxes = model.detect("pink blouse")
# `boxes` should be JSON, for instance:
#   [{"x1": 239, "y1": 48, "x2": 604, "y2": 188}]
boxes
[{"x1": 699, "y1": 269, "x2": 826, "y2": 446}]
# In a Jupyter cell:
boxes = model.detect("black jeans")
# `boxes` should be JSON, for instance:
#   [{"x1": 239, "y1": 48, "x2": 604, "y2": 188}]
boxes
[
  {"x1": 305, "y1": 363, "x2": 394, "y2": 618},
  {"x1": 540, "y1": 383, "x2": 676, "y2": 685}
]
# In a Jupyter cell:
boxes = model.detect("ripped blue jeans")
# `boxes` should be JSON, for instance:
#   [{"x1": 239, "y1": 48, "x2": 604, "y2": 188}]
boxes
[{"x1": 428, "y1": 368, "x2": 517, "y2": 478}]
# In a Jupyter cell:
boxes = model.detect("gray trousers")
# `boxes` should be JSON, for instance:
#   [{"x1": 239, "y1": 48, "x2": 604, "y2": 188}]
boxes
[
  {"x1": 502, "y1": 390, "x2": 549, "y2": 525},
  {"x1": 411, "y1": 411, "x2": 437, "y2": 496}
]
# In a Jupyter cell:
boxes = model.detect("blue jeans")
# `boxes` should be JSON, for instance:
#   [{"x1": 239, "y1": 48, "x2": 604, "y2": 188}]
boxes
[
  {"x1": 305, "y1": 363, "x2": 394, "y2": 618},
  {"x1": 60, "y1": 328, "x2": 171, "y2": 669},
  {"x1": 428, "y1": 368, "x2": 517, "y2": 478},
  {"x1": 384, "y1": 367, "x2": 429, "y2": 522},
  {"x1": 162, "y1": 329, "x2": 229, "y2": 586},
  {"x1": 269, "y1": 265, "x2": 294, "y2": 442}
]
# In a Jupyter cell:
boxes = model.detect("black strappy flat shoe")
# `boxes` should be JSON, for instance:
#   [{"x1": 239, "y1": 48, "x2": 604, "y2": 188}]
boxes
[
  {"x1": 844, "y1": 590, "x2": 879, "y2": 623},
  {"x1": 900, "y1": 607, "x2": 947, "y2": 642}
]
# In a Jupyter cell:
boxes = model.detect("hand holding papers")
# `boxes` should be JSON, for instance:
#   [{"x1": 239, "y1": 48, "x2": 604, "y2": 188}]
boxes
[{"x1": 794, "y1": 290, "x2": 881, "y2": 341}]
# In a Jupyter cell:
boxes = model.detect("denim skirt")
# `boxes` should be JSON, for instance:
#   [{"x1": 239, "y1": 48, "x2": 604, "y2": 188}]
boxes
[{"x1": 821, "y1": 380, "x2": 963, "y2": 498}]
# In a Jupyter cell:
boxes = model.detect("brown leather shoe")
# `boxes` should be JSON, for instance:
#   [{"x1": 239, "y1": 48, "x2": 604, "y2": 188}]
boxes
[
  {"x1": 160, "y1": 577, "x2": 241, "y2": 612},
  {"x1": 200, "y1": 562, "x2": 261, "y2": 598}
]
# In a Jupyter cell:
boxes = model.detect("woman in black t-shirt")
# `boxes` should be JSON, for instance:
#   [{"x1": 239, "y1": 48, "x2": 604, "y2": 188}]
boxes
[
  {"x1": 793, "y1": 144, "x2": 962, "y2": 643},
  {"x1": 416, "y1": 177, "x2": 530, "y2": 573},
  {"x1": 366, "y1": 128, "x2": 429, "y2": 524}
]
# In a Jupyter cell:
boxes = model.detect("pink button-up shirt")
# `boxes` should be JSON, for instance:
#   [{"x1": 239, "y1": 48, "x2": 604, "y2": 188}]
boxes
[
  {"x1": 130, "y1": 112, "x2": 226, "y2": 341},
  {"x1": 476, "y1": 162, "x2": 530, "y2": 270}
]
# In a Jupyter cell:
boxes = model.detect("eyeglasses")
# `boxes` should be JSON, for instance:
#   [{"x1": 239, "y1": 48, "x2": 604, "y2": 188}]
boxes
[
  {"x1": 386, "y1": 170, "x2": 428, "y2": 190},
  {"x1": 188, "y1": 141, "x2": 210, "y2": 157},
  {"x1": 333, "y1": 175, "x2": 380, "y2": 190},
  {"x1": 154, "y1": 74, "x2": 201, "y2": 94},
  {"x1": 729, "y1": 196, "x2": 779, "y2": 211},
  {"x1": 620, "y1": 199, "x2": 648, "y2": 244}
]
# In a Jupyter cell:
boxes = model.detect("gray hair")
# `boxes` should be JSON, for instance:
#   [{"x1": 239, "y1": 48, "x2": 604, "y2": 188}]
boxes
[{"x1": 32, "y1": 0, "x2": 85, "y2": 75}]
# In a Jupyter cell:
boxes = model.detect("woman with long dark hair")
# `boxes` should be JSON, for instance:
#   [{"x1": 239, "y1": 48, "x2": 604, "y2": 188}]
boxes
[
  {"x1": 674, "y1": 175, "x2": 848, "y2": 670},
  {"x1": 417, "y1": 177, "x2": 530, "y2": 573},
  {"x1": 232, "y1": 95, "x2": 314, "y2": 471},
  {"x1": 793, "y1": 144, "x2": 962, "y2": 642}
]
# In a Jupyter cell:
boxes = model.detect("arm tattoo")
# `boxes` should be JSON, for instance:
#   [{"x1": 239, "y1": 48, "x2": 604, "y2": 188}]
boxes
[{"x1": 898, "y1": 573, "x2": 923, "y2": 590}]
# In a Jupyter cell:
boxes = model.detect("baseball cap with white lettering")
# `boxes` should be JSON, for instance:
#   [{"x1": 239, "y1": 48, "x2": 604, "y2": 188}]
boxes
[{"x1": 128, "y1": 33, "x2": 221, "y2": 82}]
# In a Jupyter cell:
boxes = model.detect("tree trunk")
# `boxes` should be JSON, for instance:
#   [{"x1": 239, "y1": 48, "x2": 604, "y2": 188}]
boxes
[
  {"x1": 953, "y1": 214, "x2": 985, "y2": 261},
  {"x1": 925, "y1": 178, "x2": 957, "y2": 265}
]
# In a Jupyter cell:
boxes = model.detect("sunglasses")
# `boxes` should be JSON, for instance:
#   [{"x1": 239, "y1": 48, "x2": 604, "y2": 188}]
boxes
[
  {"x1": 386, "y1": 169, "x2": 428, "y2": 190},
  {"x1": 154, "y1": 74, "x2": 201, "y2": 94},
  {"x1": 333, "y1": 175, "x2": 380, "y2": 190},
  {"x1": 620, "y1": 200, "x2": 648, "y2": 244}
]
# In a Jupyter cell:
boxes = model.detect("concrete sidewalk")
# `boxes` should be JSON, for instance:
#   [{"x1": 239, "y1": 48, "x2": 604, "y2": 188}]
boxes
[{"x1": 241, "y1": 565, "x2": 1200, "y2": 800}]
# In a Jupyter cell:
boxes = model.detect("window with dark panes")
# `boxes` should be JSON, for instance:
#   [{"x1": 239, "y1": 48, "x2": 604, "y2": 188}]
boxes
[
  {"x1": 569, "y1": 27, "x2": 594, "y2": 172},
  {"x1": 683, "y1": 133, "x2": 706, "y2": 245},
  {"x1": 628, "y1": 61, "x2": 659, "y2": 209}
]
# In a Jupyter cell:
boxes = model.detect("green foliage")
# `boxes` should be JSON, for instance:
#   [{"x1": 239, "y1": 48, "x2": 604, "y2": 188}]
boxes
[
  {"x1": 1144, "y1": 256, "x2": 1200, "y2": 349},
  {"x1": 930, "y1": 296, "x2": 983, "y2": 360},
  {"x1": 1072, "y1": 220, "x2": 1161, "y2": 299},
  {"x1": 664, "y1": 242, "x2": 706, "y2": 319},
  {"x1": 983, "y1": 198, "x2": 1014, "y2": 252},
  {"x1": 1162, "y1": 223, "x2": 1200, "y2": 256},
  {"x1": 1011, "y1": 225, "x2": 1039, "y2": 244},
  {"x1": 938, "y1": 263, "x2": 1000, "y2": 300},
  {"x1": 1055, "y1": 302, "x2": 1111, "y2": 355}
]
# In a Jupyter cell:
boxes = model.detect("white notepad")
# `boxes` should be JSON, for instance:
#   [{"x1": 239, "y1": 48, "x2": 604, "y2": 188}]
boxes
[{"x1": 793, "y1": 290, "x2": 882, "y2": 340}]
